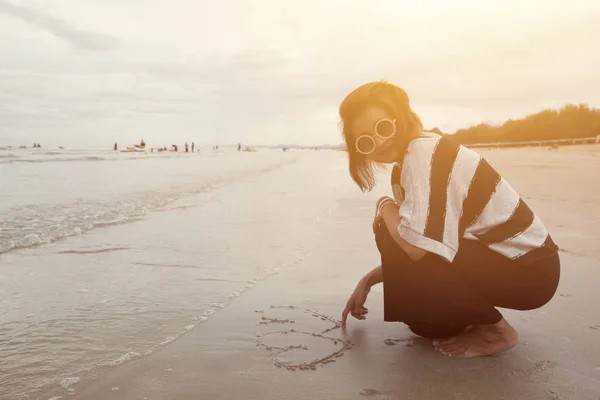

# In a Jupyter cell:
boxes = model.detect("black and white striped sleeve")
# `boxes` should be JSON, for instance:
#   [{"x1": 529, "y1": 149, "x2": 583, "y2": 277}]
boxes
[
  {"x1": 397, "y1": 138, "x2": 479, "y2": 262},
  {"x1": 396, "y1": 136, "x2": 557, "y2": 265}
]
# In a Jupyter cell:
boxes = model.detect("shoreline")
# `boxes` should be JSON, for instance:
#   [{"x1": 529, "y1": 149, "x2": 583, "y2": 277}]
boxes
[{"x1": 476, "y1": 142, "x2": 600, "y2": 153}]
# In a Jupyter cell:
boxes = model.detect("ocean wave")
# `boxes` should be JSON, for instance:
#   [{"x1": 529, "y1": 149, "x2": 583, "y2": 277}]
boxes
[
  {"x1": 0, "y1": 152, "x2": 226, "y2": 164},
  {"x1": 110, "y1": 351, "x2": 141, "y2": 365},
  {"x1": 0, "y1": 155, "x2": 147, "y2": 164},
  {"x1": 59, "y1": 377, "x2": 80, "y2": 389},
  {"x1": 0, "y1": 158, "x2": 296, "y2": 255},
  {"x1": 134, "y1": 262, "x2": 212, "y2": 270},
  {"x1": 57, "y1": 247, "x2": 129, "y2": 255}
]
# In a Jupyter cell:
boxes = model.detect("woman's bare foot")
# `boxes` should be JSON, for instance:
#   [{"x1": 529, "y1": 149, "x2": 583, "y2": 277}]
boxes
[{"x1": 432, "y1": 318, "x2": 519, "y2": 357}]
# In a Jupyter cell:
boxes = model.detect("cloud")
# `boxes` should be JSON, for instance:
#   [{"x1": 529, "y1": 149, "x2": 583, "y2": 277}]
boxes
[
  {"x1": 0, "y1": 0, "x2": 119, "y2": 50},
  {"x1": 1, "y1": 0, "x2": 600, "y2": 147}
]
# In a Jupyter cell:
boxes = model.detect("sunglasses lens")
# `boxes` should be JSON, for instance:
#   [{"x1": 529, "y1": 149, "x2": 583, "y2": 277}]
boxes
[
  {"x1": 356, "y1": 136, "x2": 375, "y2": 154},
  {"x1": 376, "y1": 119, "x2": 395, "y2": 139}
]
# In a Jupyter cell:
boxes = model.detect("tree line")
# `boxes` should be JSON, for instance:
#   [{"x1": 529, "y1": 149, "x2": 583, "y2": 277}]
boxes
[{"x1": 429, "y1": 104, "x2": 600, "y2": 144}]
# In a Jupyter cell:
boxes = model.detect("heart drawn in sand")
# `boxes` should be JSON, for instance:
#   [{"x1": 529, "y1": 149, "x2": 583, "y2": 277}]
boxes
[{"x1": 254, "y1": 305, "x2": 353, "y2": 371}]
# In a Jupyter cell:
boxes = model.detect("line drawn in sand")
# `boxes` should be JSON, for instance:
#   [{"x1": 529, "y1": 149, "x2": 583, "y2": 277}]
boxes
[
  {"x1": 359, "y1": 388, "x2": 394, "y2": 399},
  {"x1": 383, "y1": 338, "x2": 415, "y2": 347},
  {"x1": 254, "y1": 305, "x2": 353, "y2": 371},
  {"x1": 514, "y1": 360, "x2": 557, "y2": 377}
]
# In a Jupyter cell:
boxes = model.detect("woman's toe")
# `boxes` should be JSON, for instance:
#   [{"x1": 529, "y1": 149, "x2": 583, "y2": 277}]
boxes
[
  {"x1": 438, "y1": 338, "x2": 469, "y2": 355},
  {"x1": 435, "y1": 336, "x2": 459, "y2": 347},
  {"x1": 436, "y1": 345, "x2": 456, "y2": 356}
]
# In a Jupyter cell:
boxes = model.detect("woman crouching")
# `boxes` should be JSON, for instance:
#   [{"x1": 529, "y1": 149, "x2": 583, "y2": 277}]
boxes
[{"x1": 340, "y1": 81, "x2": 560, "y2": 358}]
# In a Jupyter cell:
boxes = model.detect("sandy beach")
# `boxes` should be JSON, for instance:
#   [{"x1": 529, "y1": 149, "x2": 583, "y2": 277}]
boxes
[
  {"x1": 36, "y1": 145, "x2": 599, "y2": 400},
  {"x1": 3, "y1": 0, "x2": 600, "y2": 397}
]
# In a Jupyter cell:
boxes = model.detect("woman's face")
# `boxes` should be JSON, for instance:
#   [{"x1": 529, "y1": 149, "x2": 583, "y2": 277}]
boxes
[{"x1": 350, "y1": 106, "x2": 402, "y2": 164}]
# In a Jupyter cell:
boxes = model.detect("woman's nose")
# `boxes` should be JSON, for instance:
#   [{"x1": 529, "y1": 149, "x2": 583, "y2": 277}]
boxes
[{"x1": 373, "y1": 135, "x2": 387, "y2": 147}]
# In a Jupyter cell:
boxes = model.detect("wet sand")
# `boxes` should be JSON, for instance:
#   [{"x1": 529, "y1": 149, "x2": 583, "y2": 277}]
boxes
[{"x1": 61, "y1": 146, "x2": 600, "y2": 400}]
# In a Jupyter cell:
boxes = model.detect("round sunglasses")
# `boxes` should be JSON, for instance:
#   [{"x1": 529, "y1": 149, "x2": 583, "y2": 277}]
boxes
[{"x1": 355, "y1": 118, "x2": 396, "y2": 155}]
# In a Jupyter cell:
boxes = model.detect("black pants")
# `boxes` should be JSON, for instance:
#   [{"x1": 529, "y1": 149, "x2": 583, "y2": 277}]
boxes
[{"x1": 375, "y1": 222, "x2": 560, "y2": 339}]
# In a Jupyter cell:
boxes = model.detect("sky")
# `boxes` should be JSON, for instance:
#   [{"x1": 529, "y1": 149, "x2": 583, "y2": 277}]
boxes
[{"x1": 1, "y1": 0, "x2": 600, "y2": 148}]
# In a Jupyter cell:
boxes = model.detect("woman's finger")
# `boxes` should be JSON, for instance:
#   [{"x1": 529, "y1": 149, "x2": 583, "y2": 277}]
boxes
[
  {"x1": 341, "y1": 309, "x2": 348, "y2": 326},
  {"x1": 351, "y1": 311, "x2": 366, "y2": 320},
  {"x1": 342, "y1": 302, "x2": 352, "y2": 326}
]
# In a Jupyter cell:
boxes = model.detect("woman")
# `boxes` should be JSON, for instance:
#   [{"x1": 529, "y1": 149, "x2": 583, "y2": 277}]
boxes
[{"x1": 339, "y1": 81, "x2": 560, "y2": 358}]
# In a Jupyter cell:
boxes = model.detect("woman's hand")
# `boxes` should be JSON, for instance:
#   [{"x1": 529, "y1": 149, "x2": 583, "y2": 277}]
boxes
[
  {"x1": 374, "y1": 196, "x2": 395, "y2": 234},
  {"x1": 379, "y1": 201, "x2": 400, "y2": 225},
  {"x1": 342, "y1": 266, "x2": 383, "y2": 326},
  {"x1": 372, "y1": 213, "x2": 383, "y2": 234},
  {"x1": 341, "y1": 281, "x2": 370, "y2": 326}
]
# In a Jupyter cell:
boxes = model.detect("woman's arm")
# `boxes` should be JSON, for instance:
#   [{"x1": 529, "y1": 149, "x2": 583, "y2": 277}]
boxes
[
  {"x1": 342, "y1": 266, "x2": 382, "y2": 325},
  {"x1": 358, "y1": 265, "x2": 383, "y2": 289},
  {"x1": 380, "y1": 202, "x2": 428, "y2": 261}
]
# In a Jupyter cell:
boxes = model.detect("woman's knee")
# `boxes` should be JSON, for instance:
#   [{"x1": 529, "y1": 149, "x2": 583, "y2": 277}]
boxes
[
  {"x1": 516, "y1": 284, "x2": 559, "y2": 311},
  {"x1": 518, "y1": 259, "x2": 561, "y2": 311}
]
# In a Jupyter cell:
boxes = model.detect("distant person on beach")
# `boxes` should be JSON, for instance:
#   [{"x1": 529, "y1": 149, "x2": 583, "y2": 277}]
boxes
[
  {"x1": 114, "y1": 142, "x2": 118, "y2": 151},
  {"x1": 339, "y1": 81, "x2": 560, "y2": 358},
  {"x1": 191, "y1": 142, "x2": 195, "y2": 153},
  {"x1": 185, "y1": 142, "x2": 189, "y2": 153}
]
